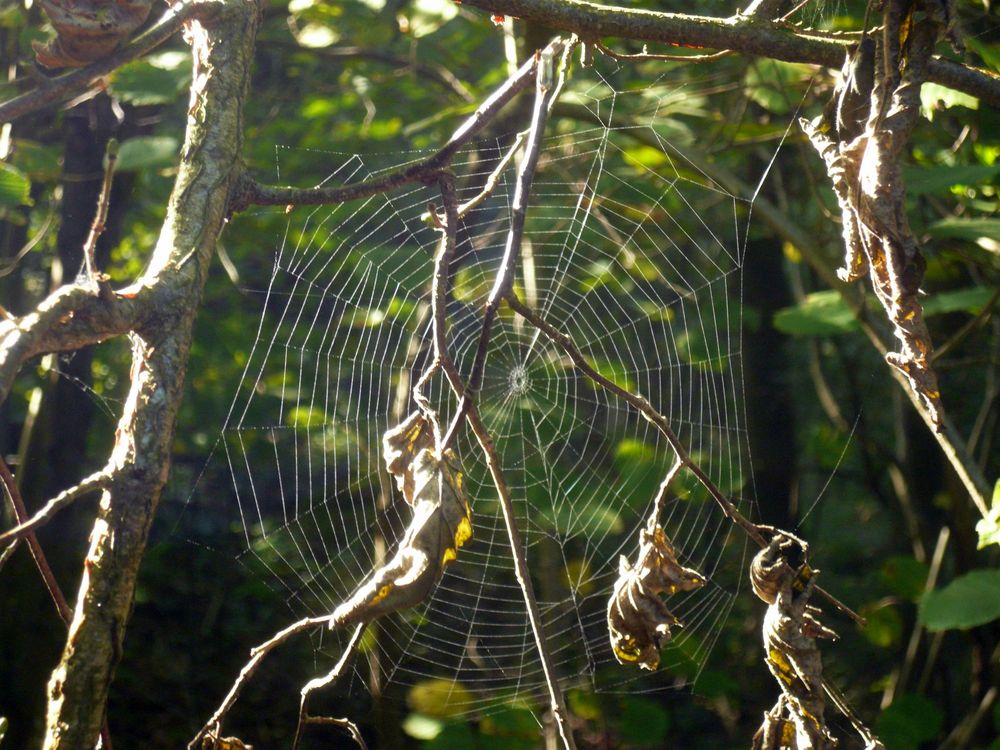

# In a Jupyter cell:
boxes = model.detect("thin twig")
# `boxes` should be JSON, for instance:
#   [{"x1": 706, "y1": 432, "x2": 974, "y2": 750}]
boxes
[
  {"x1": 505, "y1": 293, "x2": 866, "y2": 627},
  {"x1": 189, "y1": 615, "x2": 332, "y2": 749},
  {"x1": 932, "y1": 285, "x2": 1000, "y2": 363},
  {"x1": 0, "y1": 0, "x2": 200, "y2": 123},
  {"x1": 293, "y1": 622, "x2": 368, "y2": 750},
  {"x1": 430, "y1": 131, "x2": 579, "y2": 750},
  {"x1": 83, "y1": 140, "x2": 118, "y2": 289},
  {"x1": 0, "y1": 457, "x2": 114, "y2": 750},
  {"x1": 0, "y1": 468, "x2": 108, "y2": 546},
  {"x1": 440, "y1": 41, "x2": 567, "y2": 450},
  {"x1": 0, "y1": 456, "x2": 72, "y2": 623},
  {"x1": 594, "y1": 40, "x2": 730, "y2": 63},
  {"x1": 228, "y1": 49, "x2": 542, "y2": 214}
]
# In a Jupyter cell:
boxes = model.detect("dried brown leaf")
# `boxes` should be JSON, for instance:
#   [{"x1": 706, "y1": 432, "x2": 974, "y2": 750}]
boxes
[
  {"x1": 383, "y1": 411, "x2": 435, "y2": 505},
  {"x1": 752, "y1": 533, "x2": 838, "y2": 750},
  {"x1": 332, "y1": 443, "x2": 470, "y2": 628},
  {"x1": 607, "y1": 524, "x2": 705, "y2": 670},
  {"x1": 33, "y1": 0, "x2": 153, "y2": 69},
  {"x1": 801, "y1": 11, "x2": 944, "y2": 429}
]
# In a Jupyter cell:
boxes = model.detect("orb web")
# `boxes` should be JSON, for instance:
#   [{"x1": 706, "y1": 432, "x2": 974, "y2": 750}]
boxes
[{"x1": 217, "y1": 66, "x2": 758, "y2": 715}]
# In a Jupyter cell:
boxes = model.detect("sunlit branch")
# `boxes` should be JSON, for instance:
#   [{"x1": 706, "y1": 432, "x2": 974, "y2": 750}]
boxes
[
  {"x1": 0, "y1": 0, "x2": 201, "y2": 123},
  {"x1": 440, "y1": 40, "x2": 568, "y2": 450},
  {"x1": 0, "y1": 468, "x2": 109, "y2": 546},
  {"x1": 594, "y1": 40, "x2": 731, "y2": 62},
  {"x1": 293, "y1": 622, "x2": 368, "y2": 750},
  {"x1": 190, "y1": 615, "x2": 333, "y2": 749},
  {"x1": 229, "y1": 48, "x2": 542, "y2": 214},
  {"x1": 428, "y1": 78, "x2": 579, "y2": 750},
  {"x1": 459, "y1": 0, "x2": 1000, "y2": 108},
  {"x1": 0, "y1": 283, "x2": 140, "y2": 405}
]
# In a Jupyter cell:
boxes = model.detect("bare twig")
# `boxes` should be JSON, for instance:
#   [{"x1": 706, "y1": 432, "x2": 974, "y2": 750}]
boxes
[
  {"x1": 293, "y1": 622, "x2": 368, "y2": 750},
  {"x1": 594, "y1": 40, "x2": 731, "y2": 63},
  {"x1": 440, "y1": 41, "x2": 567, "y2": 450},
  {"x1": 0, "y1": 468, "x2": 109, "y2": 546},
  {"x1": 83, "y1": 139, "x2": 118, "y2": 288},
  {"x1": 228, "y1": 49, "x2": 542, "y2": 214},
  {"x1": 428, "y1": 90, "x2": 579, "y2": 750},
  {"x1": 932, "y1": 285, "x2": 1000, "y2": 363},
  {"x1": 190, "y1": 615, "x2": 333, "y2": 748},
  {"x1": 0, "y1": 456, "x2": 72, "y2": 623},
  {"x1": 0, "y1": 282, "x2": 138, "y2": 405},
  {"x1": 0, "y1": 0, "x2": 201, "y2": 123}
]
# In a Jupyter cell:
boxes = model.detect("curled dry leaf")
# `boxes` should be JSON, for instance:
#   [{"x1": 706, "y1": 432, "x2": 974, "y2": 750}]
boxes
[
  {"x1": 607, "y1": 523, "x2": 705, "y2": 670},
  {"x1": 801, "y1": 3, "x2": 943, "y2": 429},
  {"x1": 33, "y1": 0, "x2": 153, "y2": 69},
  {"x1": 383, "y1": 410, "x2": 436, "y2": 505},
  {"x1": 330, "y1": 416, "x2": 471, "y2": 628},
  {"x1": 751, "y1": 532, "x2": 839, "y2": 750}
]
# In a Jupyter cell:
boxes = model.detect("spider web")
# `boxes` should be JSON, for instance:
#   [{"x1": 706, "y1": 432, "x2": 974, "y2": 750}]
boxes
[{"x1": 217, "y1": 66, "x2": 759, "y2": 717}]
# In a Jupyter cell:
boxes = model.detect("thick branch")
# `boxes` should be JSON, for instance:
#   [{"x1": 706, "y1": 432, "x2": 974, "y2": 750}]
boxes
[
  {"x1": 42, "y1": 1, "x2": 258, "y2": 747},
  {"x1": 460, "y1": 0, "x2": 1000, "y2": 108},
  {"x1": 0, "y1": 0, "x2": 201, "y2": 123},
  {"x1": 0, "y1": 284, "x2": 141, "y2": 405}
]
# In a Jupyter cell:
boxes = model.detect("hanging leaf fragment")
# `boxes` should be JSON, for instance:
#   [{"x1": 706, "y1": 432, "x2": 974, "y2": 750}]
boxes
[
  {"x1": 607, "y1": 523, "x2": 705, "y2": 670},
  {"x1": 33, "y1": 0, "x2": 153, "y2": 69},
  {"x1": 751, "y1": 532, "x2": 847, "y2": 750},
  {"x1": 383, "y1": 410, "x2": 436, "y2": 504},
  {"x1": 330, "y1": 416, "x2": 471, "y2": 628},
  {"x1": 800, "y1": 2, "x2": 944, "y2": 429}
]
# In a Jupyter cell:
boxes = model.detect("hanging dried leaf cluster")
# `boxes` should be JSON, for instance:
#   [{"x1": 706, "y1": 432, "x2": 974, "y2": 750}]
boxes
[
  {"x1": 329, "y1": 412, "x2": 471, "y2": 628},
  {"x1": 801, "y1": 0, "x2": 948, "y2": 429},
  {"x1": 33, "y1": 0, "x2": 153, "y2": 69},
  {"x1": 607, "y1": 521, "x2": 705, "y2": 670},
  {"x1": 751, "y1": 533, "x2": 840, "y2": 750}
]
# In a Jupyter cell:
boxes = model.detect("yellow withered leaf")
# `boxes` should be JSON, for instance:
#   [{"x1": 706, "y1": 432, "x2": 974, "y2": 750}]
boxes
[{"x1": 607, "y1": 524, "x2": 705, "y2": 671}]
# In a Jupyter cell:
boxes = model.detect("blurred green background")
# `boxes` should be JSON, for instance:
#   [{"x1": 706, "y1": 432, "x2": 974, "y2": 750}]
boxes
[{"x1": 1, "y1": 1, "x2": 999, "y2": 748}]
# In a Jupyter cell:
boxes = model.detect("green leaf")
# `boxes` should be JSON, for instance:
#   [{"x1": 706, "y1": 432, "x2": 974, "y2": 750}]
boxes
[
  {"x1": 920, "y1": 82, "x2": 978, "y2": 120},
  {"x1": 115, "y1": 137, "x2": 180, "y2": 172},
  {"x1": 922, "y1": 287, "x2": 996, "y2": 317},
  {"x1": 904, "y1": 164, "x2": 1000, "y2": 196},
  {"x1": 975, "y1": 480, "x2": 1000, "y2": 550},
  {"x1": 109, "y1": 52, "x2": 192, "y2": 106},
  {"x1": 10, "y1": 139, "x2": 61, "y2": 181},
  {"x1": 0, "y1": 163, "x2": 31, "y2": 206},
  {"x1": 773, "y1": 291, "x2": 858, "y2": 336},
  {"x1": 877, "y1": 694, "x2": 943, "y2": 750},
  {"x1": 919, "y1": 569, "x2": 1000, "y2": 630},
  {"x1": 403, "y1": 713, "x2": 444, "y2": 740},
  {"x1": 743, "y1": 61, "x2": 814, "y2": 115},
  {"x1": 927, "y1": 218, "x2": 1000, "y2": 245},
  {"x1": 861, "y1": 604, "x2": 903, "y2": 648}
]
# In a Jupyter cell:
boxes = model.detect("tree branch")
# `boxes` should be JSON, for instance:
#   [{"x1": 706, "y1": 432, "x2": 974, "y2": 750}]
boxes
[
  {"x1": 459, "y1": 0, "x2": 1000, "y2": 108},
  {"x1": 0, "y1": 468, "x2": 109, "y2": 546},
  {"x1": 0, "y1": 283, "x2": 141, "y2": 405},
  {"x1": 42, "y1": 1, "x2": 259, "y2": 747},
  {"x1": 228, "y1": 47, "x2": 542, "y2": 214},
  {"x1": 0, "y1": 0, "x2": 201, "y2": 123}
]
